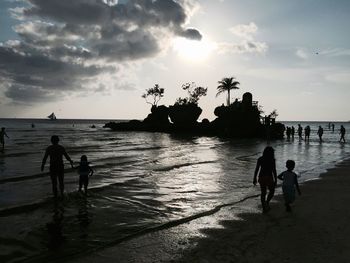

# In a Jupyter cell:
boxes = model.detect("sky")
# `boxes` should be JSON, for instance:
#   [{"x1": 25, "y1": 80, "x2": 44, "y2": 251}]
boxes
[{"x1": 0, "y1": 0, "x2": 349, "y2": 121}]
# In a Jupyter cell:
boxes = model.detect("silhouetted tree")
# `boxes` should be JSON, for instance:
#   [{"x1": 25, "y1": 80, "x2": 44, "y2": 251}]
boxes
[
  {"x1": 269, "y1": 109, "x2": 278, "y2": 119},
  {"x1": 142, "y1": 84, "x2": 164, "y2": 107},
  {"x1": 216, "y1": 77, "x2": 240, "y2": 106},
  {"x1": 175, "y1": 82, "x2": 208, "y2": 105}
]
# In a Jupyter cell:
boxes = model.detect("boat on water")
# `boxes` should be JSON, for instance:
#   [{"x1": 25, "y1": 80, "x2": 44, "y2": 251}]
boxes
[{"x1": 47, "y1": 112, "x2": 57, "y2": 120}]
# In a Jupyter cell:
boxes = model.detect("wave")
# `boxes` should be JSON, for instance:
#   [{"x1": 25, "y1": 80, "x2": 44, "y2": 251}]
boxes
[
  {"x1": 0, "y1": 151, "x2": 37, "y2": 158},
  {"x1": 153, "y1": 160, "x2": 217, "y2": 172}
]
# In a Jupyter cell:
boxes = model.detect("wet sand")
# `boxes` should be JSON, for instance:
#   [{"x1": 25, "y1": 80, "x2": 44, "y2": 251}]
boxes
[{"x1": 68, "y1": 159, "x2": 350, "y2": 263}]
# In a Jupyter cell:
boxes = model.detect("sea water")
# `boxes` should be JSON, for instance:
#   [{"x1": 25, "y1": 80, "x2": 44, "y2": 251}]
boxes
[{"x1": 0, "y1": 119, "x2": 349, "y2": 262}]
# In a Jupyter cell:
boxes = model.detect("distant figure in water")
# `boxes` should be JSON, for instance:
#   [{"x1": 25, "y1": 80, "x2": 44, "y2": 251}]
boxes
[
  {"x1": 76, "y1": 155, "x2": 94, "y2": 195},
  {"x1": 317, "y1": 126, "x2": 324, "y2": 142},
  {"x1": 253, "y1": 146, "x2": 277, "y2": 213},
  {"x1": 297, "y1": 124, "x2": 303, "y2": 140},
  {"x1": 41, "y1": 135, "x2": 74, "y2": 198},
  {"x1": 291, "y1": 126, "x2": 295, "y2": 139},
  {"x1": 278, "y1": 160, "x2": 301, "y2": 212},
  {"x1": 31, "y1": 123, "x2": 35, "y2": 128},
  {"x1": 0, "y1": 127, "x2": 9, "y2": 152},
  {"x1": 332, "y1": 123, "x2": 335, "y2": 132},
  {"x1": 286, "y1": 127, "x2": 291, "y2": 140},
  {"x1": 340, "y1": 125, "x2": 346, "y2": 143},
  {"x1": 304, "y1": 125, "x2": 311, "y2": 142}
]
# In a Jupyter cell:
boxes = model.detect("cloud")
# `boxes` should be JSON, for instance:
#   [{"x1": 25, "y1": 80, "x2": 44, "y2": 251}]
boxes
[
  {"x1": 1, "y1": 0, "x2": 201, "y2": 103},
  {"x1": 325, "y1": 72, "x2": 350, "y2": 84},
  {"x1": 319, "y1": 48, "x2": 350, "y2": 57},
  {"x1": 218, "y1": 41, "x2": 268, "y2": 55},
  {"x1": 296, "y1": 48, "x2": 309, "y2": 59},
  {"x1": 229, "y1": 22, "x2": 258, "y2": 40},
  {"x1": 217, "y1": 22, "x2": 267, "y2": 55}
]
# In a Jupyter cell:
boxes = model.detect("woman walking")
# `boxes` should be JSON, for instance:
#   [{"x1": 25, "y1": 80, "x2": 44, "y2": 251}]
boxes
[{"x1": 253, "y1": 146, "x2": 277, "y2": 212}]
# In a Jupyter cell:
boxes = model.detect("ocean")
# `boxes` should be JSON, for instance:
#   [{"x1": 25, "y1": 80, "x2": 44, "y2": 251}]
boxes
[{"x1": 0, "y1": 118, "x2": 349, "y2": 262}]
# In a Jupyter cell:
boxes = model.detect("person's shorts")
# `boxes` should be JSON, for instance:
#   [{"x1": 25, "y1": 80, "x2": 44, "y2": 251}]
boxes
[
  {"x1": 282, "y1": 185, "x2": 296, "y2": 203},
  {"x1": 50, "y1": 165, "x2": 64, "y2": 177},
  {"x1": 258, "y1": 176, "x2": 275, "y2": 188},
  {"x1": 79, "y1": 174, "x2": 89, "y2": 185}
]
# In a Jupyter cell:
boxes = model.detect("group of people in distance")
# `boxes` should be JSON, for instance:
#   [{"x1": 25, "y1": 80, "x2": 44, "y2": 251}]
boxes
[
  {"x1": 254, "y1": 146, "x2": 301, "y2": 213},
  {"x1": 285, "y1": 124, "x2": 346, "y2": 143},
  {"x1": 41, "y1": 135, "x2": 94, "y2": 198}
]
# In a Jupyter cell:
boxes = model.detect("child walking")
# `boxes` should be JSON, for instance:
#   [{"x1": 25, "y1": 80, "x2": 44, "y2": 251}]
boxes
[
  {"x1": 77, "y1": 155, "x2": 94, "y2": 195},
  {"x1": 278, "y1": 160, "x2": 301, "y2": 212}
]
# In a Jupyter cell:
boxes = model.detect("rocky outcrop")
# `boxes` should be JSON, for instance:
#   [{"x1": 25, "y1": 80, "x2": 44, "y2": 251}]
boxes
[{"x1": 104, "y1": 93, "x2": 285, "y2": 139}]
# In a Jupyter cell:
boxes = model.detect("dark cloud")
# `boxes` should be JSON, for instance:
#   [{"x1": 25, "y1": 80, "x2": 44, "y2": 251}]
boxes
[
  {"x1": 178, "y1": 28, "x2": 202, "y2": 40},
  {"x1": 1, "y1": 0, "x2": 201, "y2": 103}
]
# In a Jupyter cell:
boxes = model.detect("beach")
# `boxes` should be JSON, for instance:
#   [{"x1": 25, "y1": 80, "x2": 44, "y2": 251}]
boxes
[
  {"x1": 67, "y1": 158, "x2": 350, "y2": 263},
  {"x1": 0, "y1": 119, "x2": 349, "y2": 262}
]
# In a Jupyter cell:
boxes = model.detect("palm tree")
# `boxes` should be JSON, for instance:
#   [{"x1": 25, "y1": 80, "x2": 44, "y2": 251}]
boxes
[{"x1": 216, "y1": 77, "x2": 240, "y2": 106}]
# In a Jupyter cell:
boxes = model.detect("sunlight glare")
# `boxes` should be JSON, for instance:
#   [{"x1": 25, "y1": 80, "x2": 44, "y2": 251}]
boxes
[{"x1": 173, "y1": 37, "x2": 215, "y2": 62}]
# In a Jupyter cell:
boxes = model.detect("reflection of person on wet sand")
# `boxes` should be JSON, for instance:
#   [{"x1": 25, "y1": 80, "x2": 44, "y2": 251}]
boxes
[
  {"x1": 47, "y1": 204, "x2": 65, "y2": 248},
  {"x1": 253, "y1": 146, "x2": 277, "y2": 213},
  {"x1": 340, "y1": 125, "x2": 346, "y2": 143},
  {"x1": 0, "y1": 127, "x2": 9, "y2": 152},
  {"x1": 41, "y1": 135, "x2": 74, "y2": 198}
]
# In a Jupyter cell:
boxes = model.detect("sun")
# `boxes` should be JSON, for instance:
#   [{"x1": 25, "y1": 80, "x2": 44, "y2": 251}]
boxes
[{"x1": 172, "y1": 37, "x2": 215, "y2": 62}]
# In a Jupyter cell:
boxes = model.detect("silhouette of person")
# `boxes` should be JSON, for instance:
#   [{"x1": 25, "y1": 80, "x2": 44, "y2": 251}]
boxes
[
  {"x1": 253, "y1": 146, "x2": 277, "y2": 213},
  {"x1": 76, "y1": 155, "x2": 94, "y2": 195},
  {"x1": 297, "y1": 124, "x2": 303, "y2": 140},
  {"x1": 278, "y1": 160, "x2": 301, "y2": 212},
  {"x1": 332, "y1": 123, "x2": 335, "y2": 132},
  {"x1": 41, "y1": 135, "x2": 74, "y2": 198},
  {"x1": 304, "y1": 125, "x2": 311, "y2": 142},
  {"x1": 0, "y1": 127, "x2": 9, "y2": 152},
  {"x1": 317, "y1": 126, "x2": 324, "y2": 142},
  {"x1": 291, "y1": 126, "x2": 295, "y2": 139},
  {"x1": 286, "y1": 127, "x2": 291, "y2": 140},
  {"x1": 340, "y1": 125, "x2": 346, "y2": 143}
]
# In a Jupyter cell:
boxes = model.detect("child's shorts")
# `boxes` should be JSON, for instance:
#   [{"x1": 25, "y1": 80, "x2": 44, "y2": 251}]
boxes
[{"x1": 282, "y1": 185, "x2": 295, "y2": 203}]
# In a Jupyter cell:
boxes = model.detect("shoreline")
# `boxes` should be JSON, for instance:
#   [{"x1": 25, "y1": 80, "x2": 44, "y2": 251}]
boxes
[{"x1": 67, "y1": 158, "x2": 350, "y2": 263}]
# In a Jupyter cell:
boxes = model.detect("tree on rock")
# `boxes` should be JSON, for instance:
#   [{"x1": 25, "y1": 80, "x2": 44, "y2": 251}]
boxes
[
  {"x1": 142, "y1": 84, "x2": 164, "y2": 107},
  {"x1": 216, "y1": 77, "x2": 240, "y2": 106}
]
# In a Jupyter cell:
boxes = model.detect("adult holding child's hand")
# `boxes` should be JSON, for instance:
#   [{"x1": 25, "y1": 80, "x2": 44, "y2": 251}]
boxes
[{"x1": 41, "y1": 135, "x2": 73, "y2": 198}]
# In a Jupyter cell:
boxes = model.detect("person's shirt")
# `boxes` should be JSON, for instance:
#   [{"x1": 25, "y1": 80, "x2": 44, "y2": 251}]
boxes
[
  {"x1": 279, "y1": 170, "x2": 297, "y2": 187},
  {"x1": 44, "y1": 144, "x2": 71, "y2": 167},
  {"x1": 257, "y1": 156, "x2": 276, "y2": 177},
  {"x1": 77, "y1": 161, "x2": 91, "y2": 176}
]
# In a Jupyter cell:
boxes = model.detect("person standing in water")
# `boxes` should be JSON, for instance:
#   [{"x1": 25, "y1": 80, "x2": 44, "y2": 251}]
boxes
[
  {"x1": 253, "y1": 146, "x2": 277, "y2": 213},
  {"x1": 304, "y1": 125, "x2": 311, "y2": 142},
  {"x1": 297, "y1": 124, "x2": 303, "y2": 140},
  {"x1": 0, "y1": 127, "x2": 9, "y2": 152},
  {"x1": 76, "y1": 155, "x2": 94, "y2": 195},
  {"x1": 317, "y1": 126, "x2": 324, "y2": 142},
  {"x1": 41, "y1": 135, "x2": 74, "y2": 198},
  {"x1": 340, "y1": 125, "x2": 346, "y2": 143}
]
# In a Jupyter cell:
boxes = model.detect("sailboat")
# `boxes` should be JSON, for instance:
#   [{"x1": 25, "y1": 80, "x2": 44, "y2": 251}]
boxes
[{"x1": 47, "y1": 112, "x2": 57, "y2": 120}]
